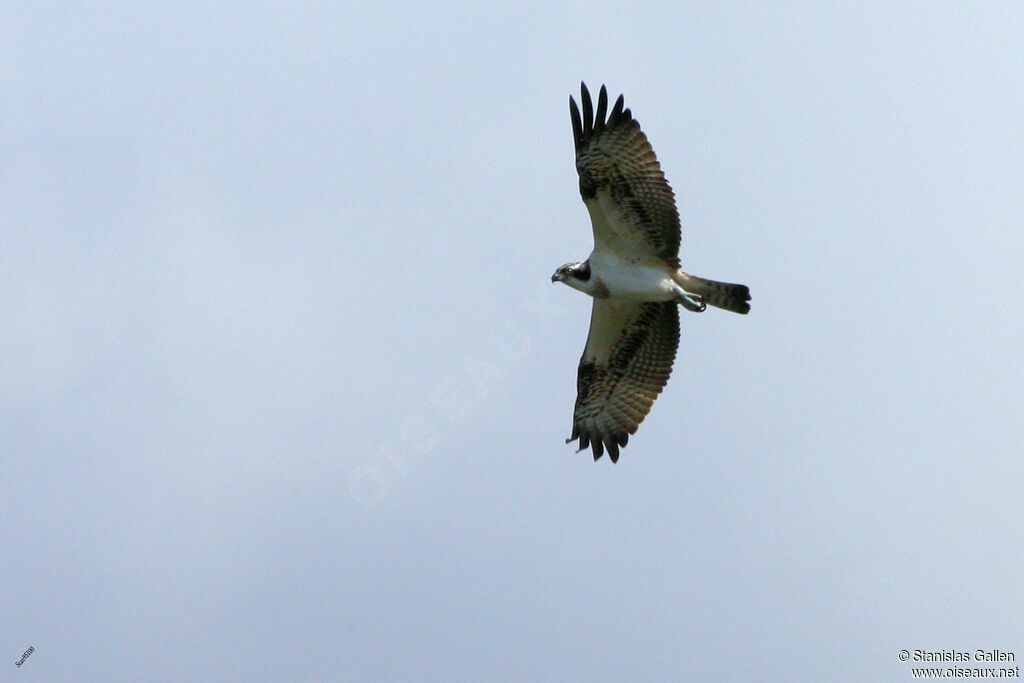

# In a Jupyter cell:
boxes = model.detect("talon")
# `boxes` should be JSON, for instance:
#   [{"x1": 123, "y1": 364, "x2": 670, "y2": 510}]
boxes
[{"x1": 678, "y1": 291, "x2": 706, "y2": 312}]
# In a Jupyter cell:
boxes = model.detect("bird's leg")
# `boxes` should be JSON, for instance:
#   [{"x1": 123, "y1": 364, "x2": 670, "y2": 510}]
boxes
[{"x1": 674, "y1": 287, "x2": 706, "y2": 313}]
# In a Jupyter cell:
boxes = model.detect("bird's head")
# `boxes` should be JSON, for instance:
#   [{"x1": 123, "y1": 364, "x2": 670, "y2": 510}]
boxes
[{"x1": 551, "y1": 260, "x2": 591, "y2": 292}]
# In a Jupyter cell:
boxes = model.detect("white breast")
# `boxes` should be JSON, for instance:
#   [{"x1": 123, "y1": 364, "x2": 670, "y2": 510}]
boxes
[{"x1": 589, "y1": 251, "x2": 676, "y2": 301}]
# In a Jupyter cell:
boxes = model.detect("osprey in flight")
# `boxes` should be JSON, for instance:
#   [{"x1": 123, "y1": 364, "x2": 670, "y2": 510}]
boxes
[{"x1": 552, "y1": 83, "x2": 750, "y2": 463}]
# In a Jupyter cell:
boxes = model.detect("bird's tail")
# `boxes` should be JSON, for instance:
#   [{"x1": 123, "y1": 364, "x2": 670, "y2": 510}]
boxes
[{"x1": 674, "y1": 272, "x2": 751, "y2": 314}]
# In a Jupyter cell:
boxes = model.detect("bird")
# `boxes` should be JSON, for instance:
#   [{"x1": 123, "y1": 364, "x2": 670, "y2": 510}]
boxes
[{"x1": 552, "y1": 83, "x2": 751, "y2": 463}]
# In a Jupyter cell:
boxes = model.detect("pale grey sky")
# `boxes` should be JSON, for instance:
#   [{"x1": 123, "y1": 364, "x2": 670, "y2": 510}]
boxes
[{"x1": 2, "y1": 2, "x2": 1022, "y2": 681}]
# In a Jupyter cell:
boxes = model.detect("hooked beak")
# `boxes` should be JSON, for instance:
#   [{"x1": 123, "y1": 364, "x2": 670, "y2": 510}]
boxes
[{"x1": 551, "y1": 272, "x2": 565, "y2": 283}]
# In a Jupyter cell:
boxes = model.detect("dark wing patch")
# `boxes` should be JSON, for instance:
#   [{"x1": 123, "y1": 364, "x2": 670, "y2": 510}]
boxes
[
  {"x1": 567, "y1": 301, "x2": 680, "y2": 462},
  {"x1": 569, "y1": 82, "x2": 681, "y2": 265}
]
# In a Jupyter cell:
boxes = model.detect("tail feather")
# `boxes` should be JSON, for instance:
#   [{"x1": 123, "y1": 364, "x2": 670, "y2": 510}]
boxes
[{"x1": 675, "y1": 272, "x2": 751, "y2": 314}]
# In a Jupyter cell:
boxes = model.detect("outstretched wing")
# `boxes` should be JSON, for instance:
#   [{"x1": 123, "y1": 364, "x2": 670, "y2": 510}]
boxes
[
  {"x1": 568, "y1": 300, "x2": 680, "y2": 462},
  {"x1": 570, "y1": 82, "x2": 681, "y2": 266}
]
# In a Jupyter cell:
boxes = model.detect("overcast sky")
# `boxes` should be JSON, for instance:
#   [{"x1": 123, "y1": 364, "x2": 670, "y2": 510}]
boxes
[{"x1": 3, "y1": 3, "x2": 1022, "y2": 681}]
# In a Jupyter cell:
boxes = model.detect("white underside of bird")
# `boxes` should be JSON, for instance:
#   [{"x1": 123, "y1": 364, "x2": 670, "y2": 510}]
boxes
[{"x1": 588, "y1": 250, "x2": 677, "y2": 301}]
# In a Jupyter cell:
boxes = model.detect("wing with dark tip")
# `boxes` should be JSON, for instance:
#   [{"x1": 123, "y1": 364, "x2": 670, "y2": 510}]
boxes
[
  {"x1": 567, "y1": 299, "x2": 680, "y2": 462},
  {"x1": 569, "y1": 82, "x2": 681, "y2": 266}
]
